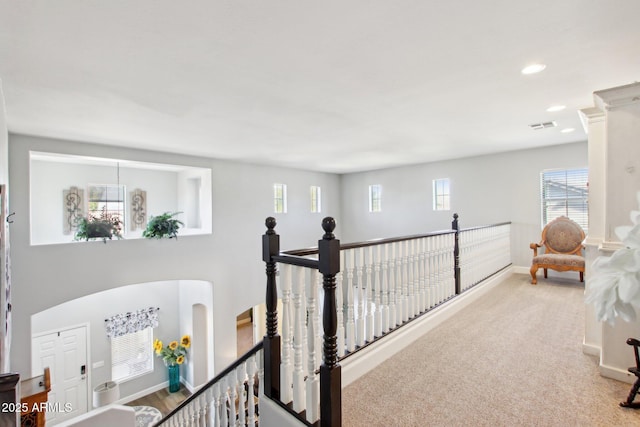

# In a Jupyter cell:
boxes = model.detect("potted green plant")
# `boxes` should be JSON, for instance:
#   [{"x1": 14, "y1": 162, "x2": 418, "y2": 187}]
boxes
[
  {"x1": 143, "y1": 212, "x2": 184, "y2": 239},
  {"x1": 74, "y1": 211, "x2": 123, "y2": 243}
]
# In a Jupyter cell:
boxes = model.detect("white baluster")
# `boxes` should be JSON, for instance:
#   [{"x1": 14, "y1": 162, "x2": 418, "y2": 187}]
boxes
[
  {"x1": 292, "y1": 267, "x2": 305, "y2": 413},
  {"x1": 219, "y1": 377, "x2": 229, "y2": 427},
  {"x1": 280, "y1": 264, "x2": 293, "y2": 405},
  {"x1": 228, "y1": 373, "x2": 238, "y2": 427},
  {"x1": 395, "y1": 241, "x2": 403, "y2": 325},
  {"x1": 365, "y1": 246, "x2": 374, "y2": 342},
  {"x1": 336, "y1": 259, "x2": 346, "y2": 357},
  {"x1": 246, "y1": 355, "x2": 257, "y2": 427},
  {"x1": 418, "y1": 237, "x2": 427, "y2": 312},
  {"x1": 313, "y1": 271, "x2": 322, "y2": 372},
  {"x1": 345, "y1": 249, "x2": 356, "y2": 352},
  {"x1": 212, "y1": 382, "x2": 221, "y2": 427},
  {"x1": 388, "y1": 242, "x2": 398, "y2": 328},
  {"x1": 409, "y1": 239, "x2": 419, "y2": 318},
  {"x1": 257, "y1": 349, "x2": 264, "y2": 427},
  {"x1": 401, "y1": 240, "x2": 409, "y2": 322},
  {"x1": 355, "y1": 247, "x2": 365, "y2": 347},
  {"x1": 306, "y1": 281, "x2": 320, "y2": 423},
  {"x1": 237, "y1": 362, "x2": 247, "y2": 427},
  {"x1": 381, "y1": 243, "x2": 390, "y2": 333},
  {"x1": 373, "y1": 244, "x2": 382, "y2": 337}
]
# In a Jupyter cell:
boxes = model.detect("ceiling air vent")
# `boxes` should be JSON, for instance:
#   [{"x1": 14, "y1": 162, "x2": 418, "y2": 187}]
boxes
[{"x1": 529, "y1": 121, "x2": 557, "y2": 130}]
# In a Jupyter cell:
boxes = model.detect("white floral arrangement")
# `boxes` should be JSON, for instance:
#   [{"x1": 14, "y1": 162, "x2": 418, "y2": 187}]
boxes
[{"x1": 586, "y1": 192, "x2": 640, "y2": 324}]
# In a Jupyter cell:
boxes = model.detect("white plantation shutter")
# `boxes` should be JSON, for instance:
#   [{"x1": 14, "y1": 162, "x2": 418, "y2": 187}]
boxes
[{"x1": 540, "y1": 168, "x2": 589, "y2": 233}]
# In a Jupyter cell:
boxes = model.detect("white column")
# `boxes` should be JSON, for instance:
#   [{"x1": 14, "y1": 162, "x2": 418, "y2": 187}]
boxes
[
  {"x1": 580, "y1": 106, "x2": 606, "y2": 357},
  {"x1": 588, "y1": 83, "x2": 640, "y2": 382}
]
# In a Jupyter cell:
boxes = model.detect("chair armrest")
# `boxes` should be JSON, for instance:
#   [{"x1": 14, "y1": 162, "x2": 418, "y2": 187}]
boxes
[
  {"x1": 530, "y1": 242, "x2": 542, "y2": 257},
  {"x1": 627, "y1": 338, "x2": 640, "y2": 347}
]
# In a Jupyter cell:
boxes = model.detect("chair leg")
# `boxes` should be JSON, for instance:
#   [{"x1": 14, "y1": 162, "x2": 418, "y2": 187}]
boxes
[
  {"x1": 543, "y1": 268, "x2": 548, "y2": 279},
  {"x1": 530, "y1": 265, "x2": 538, "y2": 285},
  {"x1": 620, "y1": 377, "x2": 640, "y2": 408},
  {"x1": 580, "y1": 271, "x2": 584, "y2": 282}
]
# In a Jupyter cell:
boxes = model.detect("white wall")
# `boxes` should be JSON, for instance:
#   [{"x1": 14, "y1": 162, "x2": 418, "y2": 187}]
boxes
[
  {"x1": 0, "y1": 78, "x2": 9, "y2": 374},
  {"x1": 340, "y1": 142, "x2": 588, "y2": 267},
  {"x1": 178, "y1": 280, "x2": 215, "y2": 389},
  {"x1": 31, "y1": 281, "x2": 183, "y2": 399},
  {"x1": 9, "y1": 134, "x2": 343, "y2": 384}
]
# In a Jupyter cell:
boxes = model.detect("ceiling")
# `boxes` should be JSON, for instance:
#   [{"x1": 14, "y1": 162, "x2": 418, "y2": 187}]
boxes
[{"x1": 0, "y1": 1, "x2": 639, "y2": 174}]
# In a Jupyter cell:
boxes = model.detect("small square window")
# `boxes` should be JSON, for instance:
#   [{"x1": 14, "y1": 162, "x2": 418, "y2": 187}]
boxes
[
  {"x1": 274, "y1": 183, "x2": 287, "y2": 213},
  {"x1": 369, "y1": 185, "x2": 382, "y2": 212},
  {"x1": 88, "y1": 183, "x2": 126, "y2": 229},
  {"x1": 433, "y1": 178, "x2": 450, "y2": 211},
  {"x1": 310, "y1": 186, "x2": 322, "y2": 213}
]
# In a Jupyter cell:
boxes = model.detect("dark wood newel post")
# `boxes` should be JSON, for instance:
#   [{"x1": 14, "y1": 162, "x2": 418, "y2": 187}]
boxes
[
  {"x1": 319, "y1": 217, "x2": 342, "y2": 427},
  {"x1": 452, "y1": 213, "x2": 461, "y2": 295},
  {"x1": 262, "y1": 217, "x2": 281, "y2": 399}
]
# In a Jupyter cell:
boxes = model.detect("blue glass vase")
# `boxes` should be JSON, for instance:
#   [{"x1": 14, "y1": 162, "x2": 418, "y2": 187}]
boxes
[{"x1": 167, "y1": 363, "x2": 180, "y2": 393}]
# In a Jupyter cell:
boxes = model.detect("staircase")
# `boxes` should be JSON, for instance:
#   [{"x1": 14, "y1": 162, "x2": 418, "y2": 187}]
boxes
[{"x1": 154, "y1": 214, "x2": 511, "y2": 426}]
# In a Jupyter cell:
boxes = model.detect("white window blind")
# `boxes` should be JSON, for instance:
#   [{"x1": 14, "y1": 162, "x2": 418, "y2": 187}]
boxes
[
  {"x1": 540, "y1": 168, "x2": 588, "y2": 233},
  {"x1": 111, "y1": 327, "x2": 153, "y2": 383}
]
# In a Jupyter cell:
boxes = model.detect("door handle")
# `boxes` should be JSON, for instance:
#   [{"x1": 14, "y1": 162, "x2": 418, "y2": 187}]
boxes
[{"x1": 81, "y1": 365, "x2": 86, "y2": 375}]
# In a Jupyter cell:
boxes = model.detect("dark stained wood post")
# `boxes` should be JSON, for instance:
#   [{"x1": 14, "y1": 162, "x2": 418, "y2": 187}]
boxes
[
  {"x1": 318, "y1": 217, "x2": 342, "y2": 427},
  {"x1": 452, "y1": 213, "x2": 461, "y2": 295},
  {"x1": 262, "y1": 217, "x2": 281, "y2": 399}
]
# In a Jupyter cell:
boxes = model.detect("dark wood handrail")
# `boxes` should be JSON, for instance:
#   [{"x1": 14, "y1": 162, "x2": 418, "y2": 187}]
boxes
[
  {"x1": 153, "y1": 341, "x2": 264, "y2": 427},
  {"x1": 458, "y1": 221, "x2": 511, "y2": 232},
  {"x1": 282, "y1": 221, "x2": 511, "y2": 257}
]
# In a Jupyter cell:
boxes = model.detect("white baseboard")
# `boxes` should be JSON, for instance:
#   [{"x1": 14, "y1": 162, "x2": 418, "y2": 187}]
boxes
[
  {"x1": 114, "y1": 381, "x2": 169, "y2": 405},
  {"x1": 599, "y1": 363, "x2": 635, "y2": 385},
  {"x1": 341, "y1": 267, "x2": 513, "y2": 387},
  {"x1": 582, "y1": 341, "x2": 600, "y2": 357},
  {"x1": 512, "y1": 265, "x2": 530, "y2": 275}
]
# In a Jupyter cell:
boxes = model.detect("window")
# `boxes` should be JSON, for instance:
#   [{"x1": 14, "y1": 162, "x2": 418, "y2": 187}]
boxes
[
  {"x1": 111, "y1": 327, "x2": 153, "y2": 383},
  {"x1": 310, "y1": 186, "x2": 322, "y2": 213},
  {"x1": 88, "y1": 183, "x2": 126, "y2": 228},
  {"x1": 274, "y1": 183, "x2": 287, "y2": 213},
  {"x1": 369, "y1": 185, "x2": 382, "y2": 212},
  {"x1": 540, "y1": 168, "x2": 588, "y2": 233},
  {"x1": 433, "y1": 178, "x2": 450, "y2": 211}
]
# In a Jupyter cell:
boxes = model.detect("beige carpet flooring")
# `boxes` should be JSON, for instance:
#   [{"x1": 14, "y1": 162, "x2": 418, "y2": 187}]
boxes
[{"x1": 342, "y1": 274, "x2": 640, "y2": 426}]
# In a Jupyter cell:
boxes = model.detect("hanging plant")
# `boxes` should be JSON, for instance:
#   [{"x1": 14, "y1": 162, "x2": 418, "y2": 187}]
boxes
[
  {"x1": 143, "y1": 212, "x2": 184, "y2": 239},
  {"x1": 74, "y1": 210, "x2": 123, "y2": 243}
]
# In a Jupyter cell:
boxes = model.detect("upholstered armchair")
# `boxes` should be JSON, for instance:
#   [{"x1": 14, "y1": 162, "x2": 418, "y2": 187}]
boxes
[{"x1": 530, "y1": 216, "x2": 585, "y2": 284}]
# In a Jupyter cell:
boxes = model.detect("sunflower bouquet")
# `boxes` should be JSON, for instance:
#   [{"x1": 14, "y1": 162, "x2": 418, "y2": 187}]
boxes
[{"x1": 154, "y1": 335, "x2": 191, "y2": 366}]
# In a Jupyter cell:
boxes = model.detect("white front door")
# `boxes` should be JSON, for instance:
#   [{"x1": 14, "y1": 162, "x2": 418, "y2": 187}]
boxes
[{"x1": 32, "y1": 326, "x2": 88, "y2": 425}]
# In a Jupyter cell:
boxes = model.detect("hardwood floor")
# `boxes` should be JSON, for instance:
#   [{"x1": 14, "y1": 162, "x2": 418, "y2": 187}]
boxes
[
  {"x1": 125, "y1": 321, "x2": 254, "y2": 418},
  {"x1": 126, "y1": 385, "x2": 191, "y2": 417}
]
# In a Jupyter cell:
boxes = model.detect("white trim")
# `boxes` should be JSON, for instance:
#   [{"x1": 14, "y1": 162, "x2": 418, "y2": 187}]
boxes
[
  {"x1": 599, "y1": 363, "x2": 635, "y2": 385},
  {"x1": 114, "y1": 381, "x2": 169, "y2": 405},
  {"x1": 582, "y1": 340, "x2": 600, "y2": 357}
]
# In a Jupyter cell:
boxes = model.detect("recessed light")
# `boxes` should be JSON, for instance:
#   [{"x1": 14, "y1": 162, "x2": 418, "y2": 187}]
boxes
[
  {"x1": 521, "y1": 63, "x2": 546, "y2": 75},
  {"x1": 547, "y1": 105, "x2": 566, "y2": 112},
  {"x1": 561, "y1": 128, "x2": 575, "y2": 133}
]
